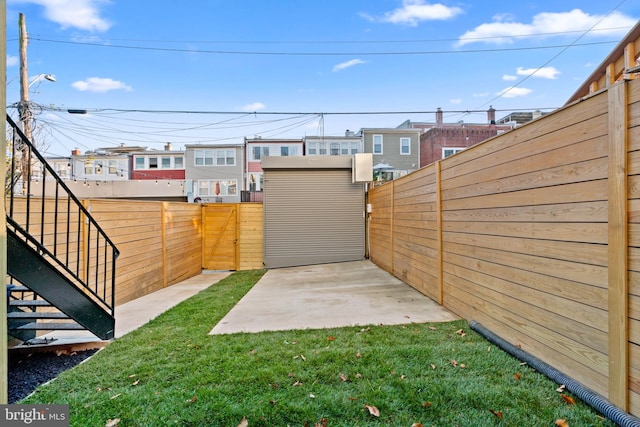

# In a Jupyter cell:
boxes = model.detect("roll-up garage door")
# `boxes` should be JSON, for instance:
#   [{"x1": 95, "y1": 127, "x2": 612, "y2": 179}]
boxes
[{"x1": 263, "y1": 165, "x2": 365, "y2": 269}]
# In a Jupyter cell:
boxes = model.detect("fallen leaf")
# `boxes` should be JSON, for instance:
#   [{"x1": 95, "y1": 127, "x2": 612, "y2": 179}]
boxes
[
  {"x1": 327, "y1": 336, "x2": 335, "y2": 341},
  {"x1": 356, "y1": 352, "x2": 362, "y2": 358},
  {"x1": 300, "y1": 354, "x2": 307, "y2": 361},
  {"x1": 364, "y1": 404, "x2": 380, "y2": 417},
  {"x1": 489, "y1": 409, "x2": 504, "y2": 418},
  {"x1": 110, "y1": 393, "x2": 121, "y2": 400},
  {"x1": 186, "y1": 396, "x2": 197, "y2": 403},
  {"x1": 400, "y1": 374, "x2": 406, "y2": 380},
  {"x1": 340, "y1": 373, "x2": 348, "y2": 382},
  {"x1": 348, "y1": 397, "x2": 359, "y2": 401},
  {"x1": 105, "y1": 419, "x2": 120, "y2": 427},
  {"x1": 249, "y1": 349, "x2": 255, "y2": 356},
  {"x1": 514, "y1": 373, "x2": 521, "y2": 380},
  {"x1": 128, "y1": 374, "x2": 136, "y2": 378},
  {"x1": 237, "y1": 417, "x2": 249, "y2": 427},
  {"x1": 412, "y1": 424, "x2": 424, "y2": 427},
  {"x1": 556, "y1": 384, "x2": 566, "y2": 393},
  {"x1": 269, "y1": 399, "x2": 277, "y2": 405},
  {"x1": 450, "y1": 360, "x2": 458, "y2": 368},
  {"x1": 131, "y1": 379, "x2": 140, "y2": 386},
  {"x1": 515, "y1": 343, "x2": 522, "y2": 349},
  {"x1": 423, "y1": 402, "x2": 432, "y2": 408},
  {"x1": 555, "y1": 419, "x2": 569, "y2": 427},
  {"x1": 309, "y1": 393, "x2": 316, "y2": 398},
  {"x1": 459, "y1": 363, "x2": 466, "y2": 369},
  {"x1": 455, "y1": 329, "x2": 466, "y2": 337},
  {"x1": 561, "y1": 394, "x2": 576, "y2": 405},
  {"x1": 429, "y1": 326, "x2": 437, "y2": 331},
  {"x1": 355, "y1": 373, "x2": 362, "y2": 379},
  {"x1": 430, "y1": 364, "x2": 436, "y2": 370},
  {"x1": 315, "y1": 418, "x2": 328, "y2": 427},
  {"x1": 288, "y1": 372, "x2": 295, "y2": 378},
  {"x1": 292, "y1": 381, "x2": 302, "y2": 387}
]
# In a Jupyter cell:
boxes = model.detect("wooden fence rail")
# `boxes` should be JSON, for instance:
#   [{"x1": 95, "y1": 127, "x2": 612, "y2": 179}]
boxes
[{"x1": 368, "y1": 78, "x2": 640, "y2": 418}]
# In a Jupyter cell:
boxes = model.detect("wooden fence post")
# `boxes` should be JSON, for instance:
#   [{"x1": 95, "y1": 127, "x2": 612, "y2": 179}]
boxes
[
  {"x1": 390, "y1": 180, "x2": 395, "y2": 275},
  {"x1": 436, "y1": 161, "x2": 444, "y2": 305},
  {"x1": 608, "y1": 81, "x2": 629, "y2": 410}
]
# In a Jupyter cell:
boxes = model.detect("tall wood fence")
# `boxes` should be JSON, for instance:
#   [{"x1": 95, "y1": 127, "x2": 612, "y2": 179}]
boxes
[{"x1": 368, "y1": 78, "x2": 640, "y2": 418}]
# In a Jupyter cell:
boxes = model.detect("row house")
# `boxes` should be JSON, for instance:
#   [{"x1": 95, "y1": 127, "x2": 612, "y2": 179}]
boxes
[
  {"x1": 185, "y1": 144, "x2": 244, "y2": 203},
  {"x1": 360, "y1": 127, "x2": 421, "y2": 180},
  {"x1": 244, "y1": 137, "x2": 304, "y2": 192},
  {"x1": 131, "y1": 143, "x2": 186, "y2": 181}
]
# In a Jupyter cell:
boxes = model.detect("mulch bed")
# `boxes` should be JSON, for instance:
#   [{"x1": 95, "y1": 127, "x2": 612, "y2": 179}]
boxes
[{"x1": 8, "y1": 349, "x2": 98, "y2": 404}]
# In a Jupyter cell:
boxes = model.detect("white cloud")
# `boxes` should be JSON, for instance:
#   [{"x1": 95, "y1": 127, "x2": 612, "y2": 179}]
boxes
[
  {"x1": 516, "y1": 66, "x2": 561, "y2": 79},
  {"x1": 9, "y1": 0, "x2": 112, "y2": 32},
  {"x1": 242, "y1": 102, "x2": 266, "y2": 112},
  {"x1": 457, "y1": 9, "x2": 636, "y2": 46},
  {"x1": 71, "y1": 77, "x2": 132, "y2": 93},
  {"x1": 333, "y1": 59, "x2": 367, "y2": 72},
  {"x1": 502, "y1": 74, "x2": 517, "y2": 81},
  {"x1": 449, "y1": 98, "x2": 462, "y2": 104},
  {"x1": 473, "y1": 92, "x2": 489, "y2": 97},
  {"x1": 361, "y1": 0, "x2": 463, "y2": 26},
  {"x1": 7, "y1": 55, "x2": 18, "y2": 67},
  {"x1": 496, "y1": 86, "x2": 533, "y2": 98}
]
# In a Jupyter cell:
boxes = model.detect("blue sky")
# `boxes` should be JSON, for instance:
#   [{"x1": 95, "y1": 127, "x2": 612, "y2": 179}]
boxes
[{"x1": 5, "y1": 0, "x2": 640, "y2": 157}]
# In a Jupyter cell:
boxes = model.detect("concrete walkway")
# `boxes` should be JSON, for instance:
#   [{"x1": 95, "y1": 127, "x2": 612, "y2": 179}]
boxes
[
  {"x1": 14, "y1": 260, "x2": 458, "y2": 349},
  {"x1": 210, "y1": 260, "x2": 458, "y2": 335}
]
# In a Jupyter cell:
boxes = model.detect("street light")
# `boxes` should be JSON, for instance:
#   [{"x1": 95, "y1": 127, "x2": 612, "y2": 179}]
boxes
[{"x1": 28, "y1": 73, "x2": 56, "y2": 88}]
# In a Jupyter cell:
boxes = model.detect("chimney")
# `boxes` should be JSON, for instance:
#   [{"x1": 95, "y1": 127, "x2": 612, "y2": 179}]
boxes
[
  {"x1": 164, "y1": 142, "x2": 172, "y2": 151},
  {"x1": 436, "y1": 107, "x2": 443, "y2": 126},
  {"x1": 71, "y1": 148, "x2": 81, "y2": 156},
  {"x1": 345, "y1": 129, "x2": 354, "y2": 137},
  {"x1": 487, "y1": 106, "x2": 496, "y2": 124}
]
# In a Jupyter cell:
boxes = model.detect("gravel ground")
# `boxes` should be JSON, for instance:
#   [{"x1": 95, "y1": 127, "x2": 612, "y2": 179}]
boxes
[{"x1": 8, "y1": 349, "x2": 98, "y2": 404}]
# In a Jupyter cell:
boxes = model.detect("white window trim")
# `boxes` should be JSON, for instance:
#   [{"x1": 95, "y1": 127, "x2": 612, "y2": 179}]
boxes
[
  {"x1": 373, "y1": 134, "x2": 383, "y2": 155},
  {"x1": 400, "y1": 137, "x2": 411, "y2": 155},
  {"x1": 442, "y1": 147, "x2": 465, "y2": 158},
  {"x1": 197, "y1": 179, "x2": 238, "y2": 196},
  {"x1": 195, "y1": 149, "x2": 235, "y2": 166}
]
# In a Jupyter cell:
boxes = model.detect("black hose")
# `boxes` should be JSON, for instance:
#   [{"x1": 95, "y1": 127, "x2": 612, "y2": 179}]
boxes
[{"x1": 469, "y1": 320, "x2": 640, "y2": 427}]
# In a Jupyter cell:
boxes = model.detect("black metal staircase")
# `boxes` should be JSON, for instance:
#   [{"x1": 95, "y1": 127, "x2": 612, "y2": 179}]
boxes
[{"x1": 5, "y1": 115, "x2": 120, "y2": 343}]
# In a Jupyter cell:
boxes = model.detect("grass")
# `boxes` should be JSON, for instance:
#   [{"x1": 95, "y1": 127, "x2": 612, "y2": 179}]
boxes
[{"x1": 21, "y1": 269, "x2": 614, "y2": 426}]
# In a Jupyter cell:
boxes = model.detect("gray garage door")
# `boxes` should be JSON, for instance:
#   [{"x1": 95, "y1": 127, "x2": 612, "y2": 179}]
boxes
[{"x1": 263, "y1": 159, "x2": 365, "y2": 269}]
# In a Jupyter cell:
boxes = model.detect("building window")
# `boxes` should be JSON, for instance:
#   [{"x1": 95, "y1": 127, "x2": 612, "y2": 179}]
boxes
[
  {"x1": 162, "y1": 157, "x2": 171, "y2": 168},
  {"x1": 442, "y1": 147, "x2": 465, "y2": 158},
  {"x1": 252, "y1": 146, "x2": 269, "y2": 161},
  {"x1": 109, "y1": 160, "x2": 118, "y2": 174},
  {"x1": 318, "y1": 143, "x2": 327, "y2": 155},
  {"x1": 215, "y1": 150, "x2": 235, "y2": 166},
  {"x1": 174, "y1": 157, "x2": 184, "y2": 168},
  {"x1": 135, "y1": 157, "x2": 145, "y2": 169},
  {"x1": 197, "y1": 179, "x2": 238, "y2": 196},
  {"x1": 400, "y1": 137, "x2": 410, "y2": 155},
  {"x1": 195, "y1": 150, "x2": 213, "y2": 166},
  {"x1": 351, "y1": 142, "x2": 360, "y2": 154},
  {"x1": 84, "y1": 161, "x2": 94, "y2": 175},
  {"x1": 281, "y1": 146, "x2": 289, "y2": 156},
  {"x1": 307, "y1": 143, "x2": 317, "y2": 155},
  {"x1": 149, "y1": 157, "x2": 158, "y2": 169},
  {"x1": 373, "y1": 135, "x2": 383, "y2": 154}
]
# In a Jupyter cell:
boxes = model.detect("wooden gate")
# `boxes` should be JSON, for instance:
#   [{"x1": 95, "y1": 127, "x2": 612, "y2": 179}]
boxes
[{"x1": 202, "y1": 204, "x2": 238, "y2": 270}]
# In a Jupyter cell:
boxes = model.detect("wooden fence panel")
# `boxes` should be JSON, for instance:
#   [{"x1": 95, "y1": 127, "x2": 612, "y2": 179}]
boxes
[
  {"x1": 627, "y1": 77, "x2": 640, "y2": 416},
  {"x1": 237, "y1": 203, "x2": 264, "y2": 270},
  {"x1": 368, "y1": 79, "x2": 640, "y2": 418},
  {"x1": 162, "y1": 202, "x2": 202, "y2": 286}
]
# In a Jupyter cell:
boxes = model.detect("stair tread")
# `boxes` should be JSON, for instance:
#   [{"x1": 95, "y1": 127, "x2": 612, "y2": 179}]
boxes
[
  {"x1": 7, "y1": 285, "x2": 31, "y2": 292},
  {"x1": 7, "y1": 311, "x2": 70, "y2": 319},
  {"x1": 9, "y1": 322, "x2": 84, "y2": 331},
  {"x1": 9, "y1": 300, "x2": 52, "y2": 307}
]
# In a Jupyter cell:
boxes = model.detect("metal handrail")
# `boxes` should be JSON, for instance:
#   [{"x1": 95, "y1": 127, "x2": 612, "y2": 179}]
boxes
[{"x1": 5, "y1": 114, "x2": 119, "y2": 315}]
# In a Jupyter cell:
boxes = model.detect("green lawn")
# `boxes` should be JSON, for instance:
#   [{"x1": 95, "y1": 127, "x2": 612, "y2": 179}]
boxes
[{"x1": 21, "y1": 269, "x2": 614, "y2": 426}]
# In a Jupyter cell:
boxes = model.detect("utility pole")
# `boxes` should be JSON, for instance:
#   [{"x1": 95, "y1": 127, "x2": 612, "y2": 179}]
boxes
[{"x1": 18, "y1": 13, "x2": 30, "y2": 194}]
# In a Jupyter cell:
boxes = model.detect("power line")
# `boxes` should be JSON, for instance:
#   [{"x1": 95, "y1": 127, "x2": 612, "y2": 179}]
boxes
[{"x1": 28, "y1": 37, "x2": 618, "y2": 56}]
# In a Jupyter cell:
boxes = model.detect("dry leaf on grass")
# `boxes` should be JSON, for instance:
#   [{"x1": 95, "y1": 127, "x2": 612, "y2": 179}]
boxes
[
  {"x1": 423, "y1": 402, "x2": 432, "y2": 408},
  {"x1": 555, "y1": 419, "x2": 569, "y2": 427},
  {"x1": 364, "y1": 404, "x2": 380, "y2": 417},
  {"x1": 455, "y1": 329, "x2": 466, "y2": 337},
  {"x1": 556, "y1": 384, "x2": 566, "y2": 393},
  {"x1": 561, "y1": 394, "x2": 576, "y2": 405},
  {"x1": 412, "y1": 423, "x2": 424, "y2": 427},
  {"x1": 514, "y1": 373, "x2": 521, "y2": 380},
  {"x1": 186, "y1": 396, "x2": 197, "y2": 403},
  {"x1": 237, "y1": 417, "x2": 249, "y2": 427},
  {"x1": 109, "y1": 393, "x2": 121, "y2": 400},
  {"x1": 429, "y1": 326, "x2": 437, "y2": 331},
  {"x1": 105, "y1": 419, "x2": 120, "y2": 427},
  {"x1": 340, "y1": 373, "x2": 348, "y2": 382},
  {"x1": 327, "y1": 336, "x2": 335, "y2": 341},
  {"x1": 489, "y1": 409, "x2": 504, "y2": 418}
]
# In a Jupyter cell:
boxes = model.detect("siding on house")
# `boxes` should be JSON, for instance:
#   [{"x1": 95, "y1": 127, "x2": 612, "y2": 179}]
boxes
[
  {"x1": 360, "y1": 128, "x2": 421, "y2": 177},
  {"x1": 184, "y1": 144, "x2": 245, "y2": 203}
]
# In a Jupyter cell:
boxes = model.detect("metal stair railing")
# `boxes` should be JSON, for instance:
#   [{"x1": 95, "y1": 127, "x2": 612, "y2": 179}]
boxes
[{"x1": 5, "y1": 114, "x2": 120, "y2": 320}]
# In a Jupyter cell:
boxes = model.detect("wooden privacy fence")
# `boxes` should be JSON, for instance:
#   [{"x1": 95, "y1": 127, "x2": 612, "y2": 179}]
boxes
[{"x1": 368, "y1": 78, "x2": 640, "y2": 418}]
